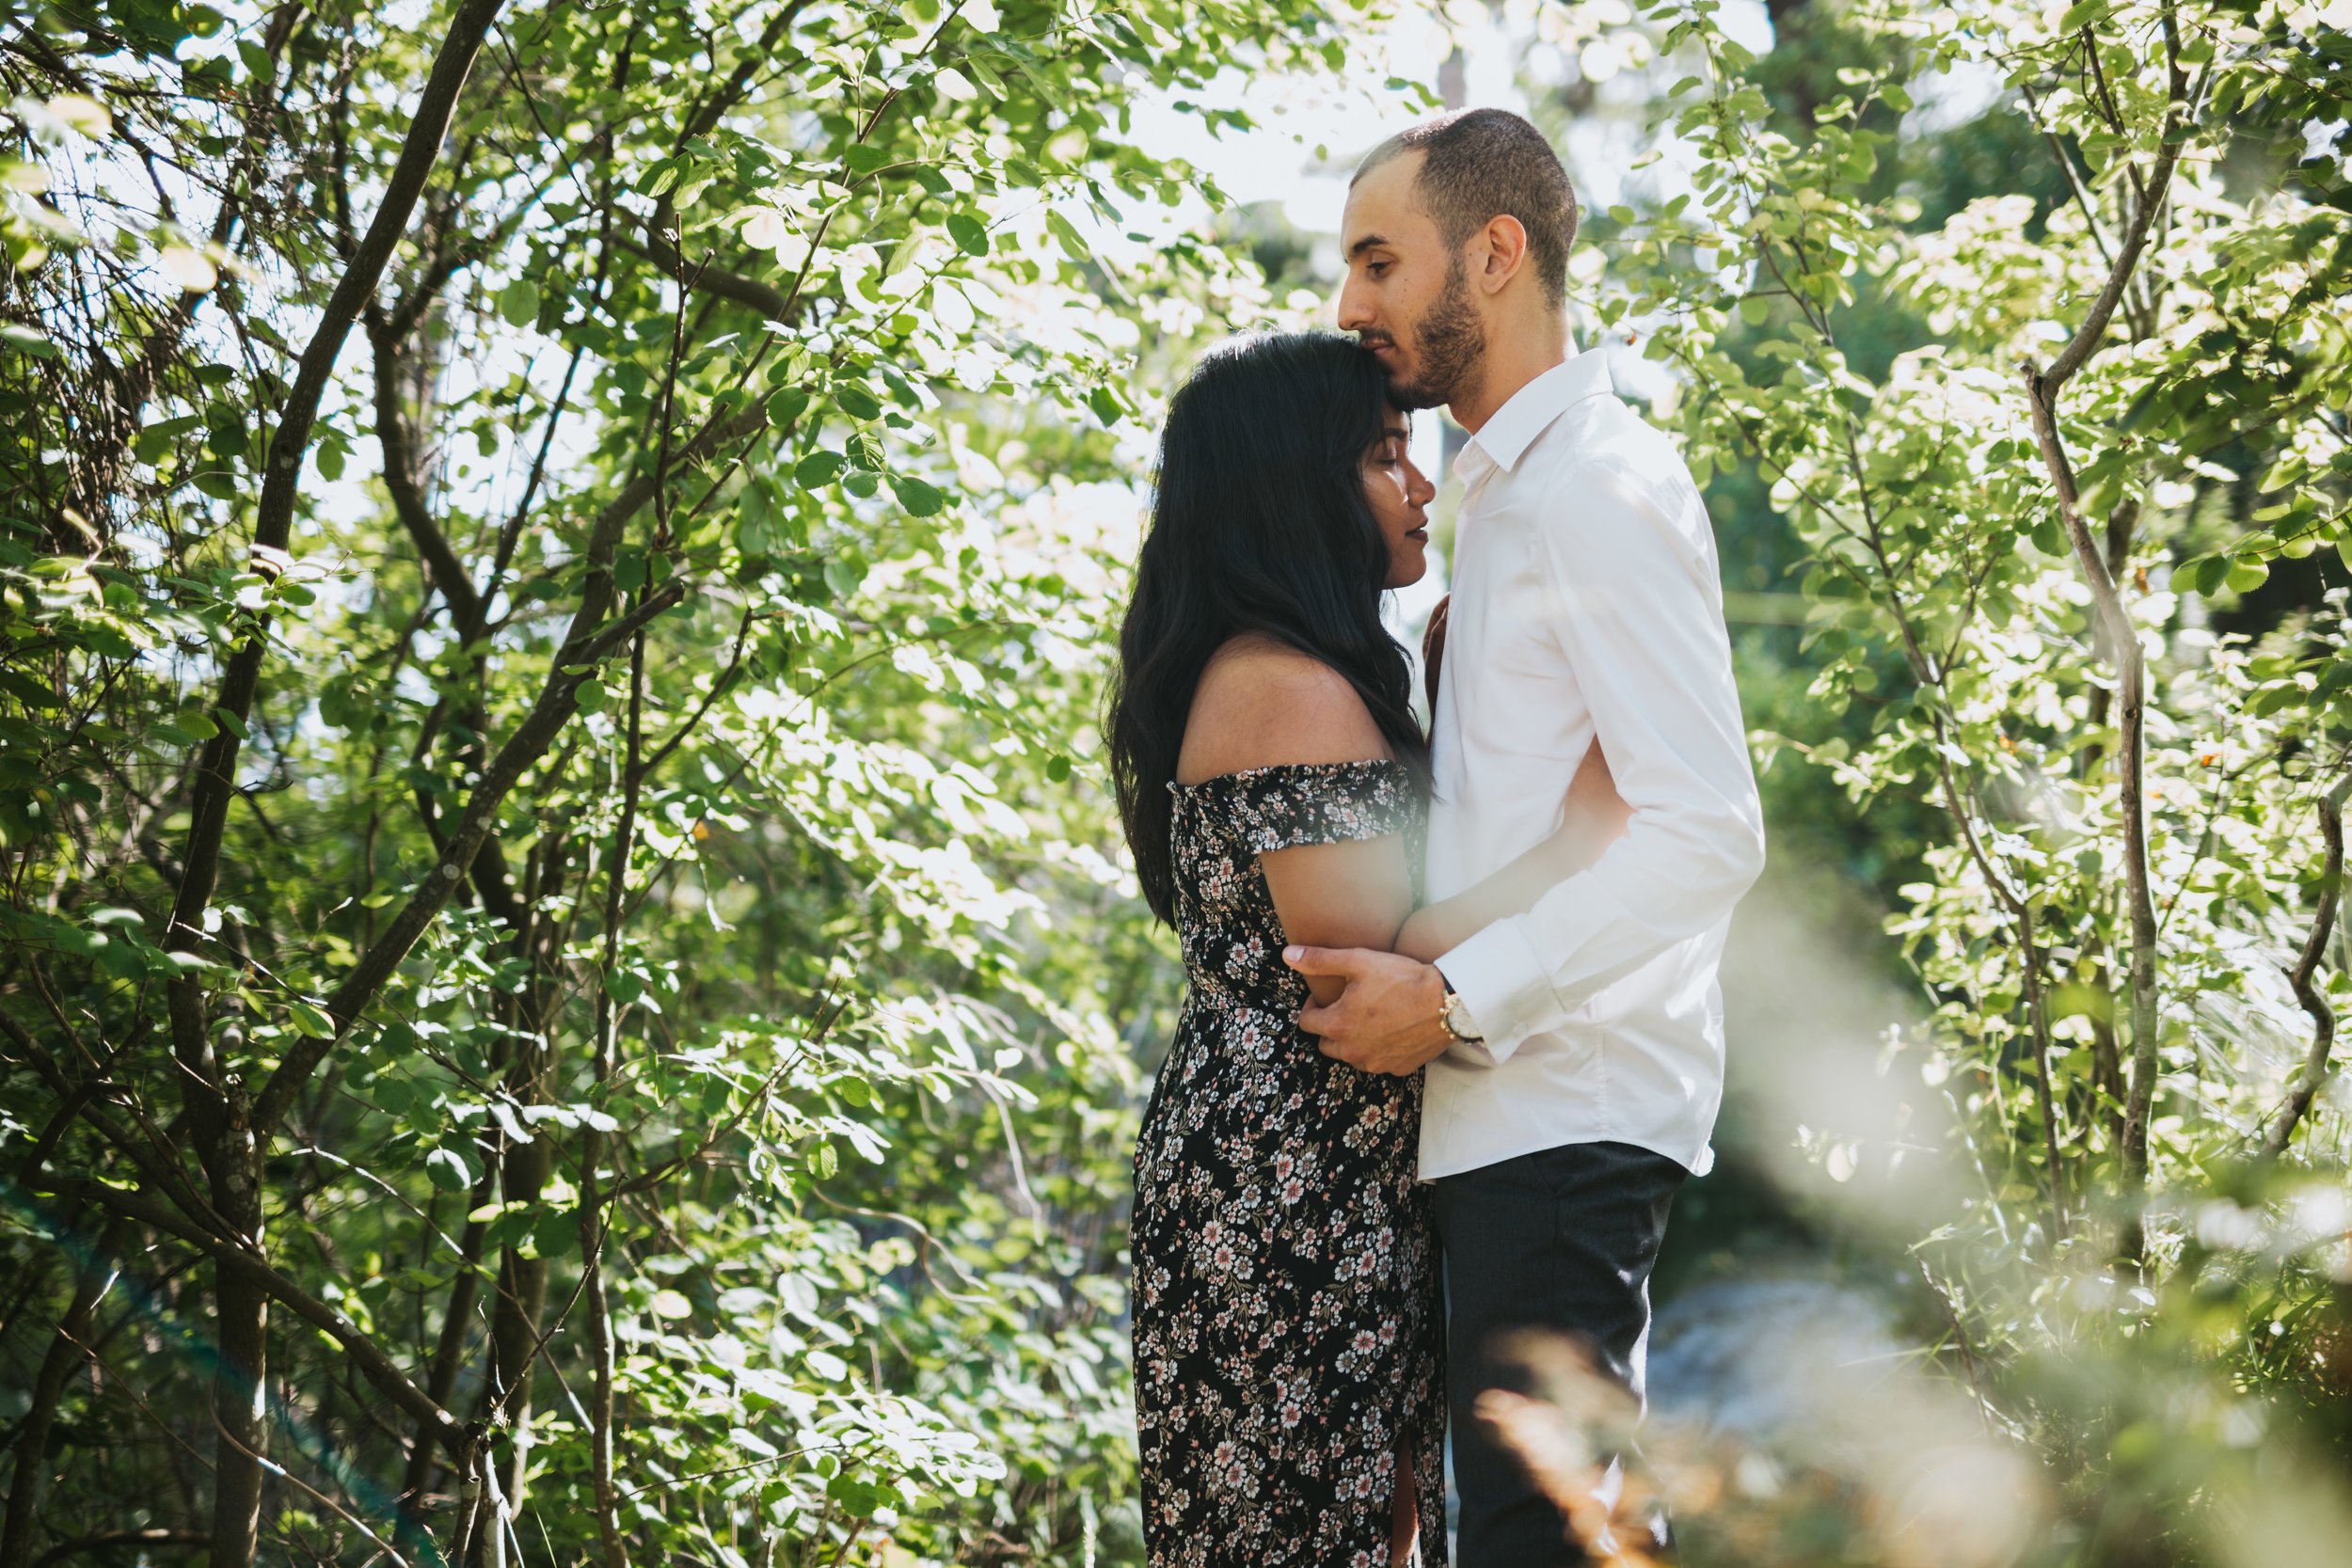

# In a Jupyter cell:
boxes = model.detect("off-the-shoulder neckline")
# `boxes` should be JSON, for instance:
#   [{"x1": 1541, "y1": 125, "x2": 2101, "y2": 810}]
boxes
[{"x1": 1166, "y1": 758, "x2": 1407, "y2": 794}]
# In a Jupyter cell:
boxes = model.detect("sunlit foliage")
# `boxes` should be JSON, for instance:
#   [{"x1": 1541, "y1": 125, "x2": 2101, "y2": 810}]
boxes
[{"x1": 0, "y1": 1, "x2": 1370, "y2": 1562}]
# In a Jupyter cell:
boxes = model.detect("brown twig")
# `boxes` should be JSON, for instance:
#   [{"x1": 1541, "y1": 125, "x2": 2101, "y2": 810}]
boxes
[{"x1": 2265, "y1": 776, "x2": 2349, "y2": 1158}]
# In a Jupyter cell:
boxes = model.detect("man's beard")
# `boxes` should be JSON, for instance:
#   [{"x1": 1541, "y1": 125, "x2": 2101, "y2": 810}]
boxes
[{"x1": 1389, "y1": 259, "x2": 1485, "y2": 412}]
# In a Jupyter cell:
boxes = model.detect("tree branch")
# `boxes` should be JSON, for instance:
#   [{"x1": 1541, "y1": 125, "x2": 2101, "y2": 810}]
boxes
[
  {"x1": 2039, "y1": 122, "x2": 2184, "y2": 397},
  {"x1": 623, "y1": 221, "x2": 791, "y2": 320},
  {"x1": 249, "y1": 579, "x2": 687, "y2": 1139},
  {"x1": 34, "y1": 1179, "x2": 467, "y2": 1454},
  {"x1": 2265, "y1": 777, "x2": 2349, "y2": 1159}
]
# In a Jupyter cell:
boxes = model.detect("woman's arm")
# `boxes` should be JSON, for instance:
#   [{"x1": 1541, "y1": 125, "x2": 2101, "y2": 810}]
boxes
[
  {"x1": 1181, "y1": 639, "x2": 1415, "y2": 1006},
  {"x1": 1391, "y1": 746, "x2": 1630, "y2": 963},
  {"x1": 1263, "y1": 837, "x2": 1415, "y2": 1005}
]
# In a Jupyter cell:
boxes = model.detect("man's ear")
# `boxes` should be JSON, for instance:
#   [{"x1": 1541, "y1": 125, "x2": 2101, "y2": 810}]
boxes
[{"x1": 1476, "y1": 214, "x2": 1531, "y2": 297}]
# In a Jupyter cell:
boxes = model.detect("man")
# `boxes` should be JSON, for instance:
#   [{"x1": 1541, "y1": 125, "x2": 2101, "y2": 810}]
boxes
[{"x1": 1286, "y1": 108, "x2": 1766, "y2": 1562}]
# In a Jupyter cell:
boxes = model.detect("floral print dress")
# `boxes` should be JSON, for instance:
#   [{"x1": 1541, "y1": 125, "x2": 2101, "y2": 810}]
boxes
[{"x1": 1132, "y1": 760, "x2": 1446, "y2": 1567}]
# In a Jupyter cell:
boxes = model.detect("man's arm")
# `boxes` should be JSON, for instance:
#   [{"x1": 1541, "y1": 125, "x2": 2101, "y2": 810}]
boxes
[
  {"x1": 1430, "y1": 457, "x2": 1765, "y2": 1064},
  {"x1": 1289, "y1": 741, "x2": 1628, "y2": 1076}
]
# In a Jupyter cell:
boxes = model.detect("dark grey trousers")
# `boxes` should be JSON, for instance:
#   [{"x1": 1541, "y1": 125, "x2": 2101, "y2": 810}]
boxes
[{"x1": 1432, "y1": 1140, "x2": 1687, "y2": 1567}]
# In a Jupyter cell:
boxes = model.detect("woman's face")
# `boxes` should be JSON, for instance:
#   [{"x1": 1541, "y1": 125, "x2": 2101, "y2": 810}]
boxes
[{"x1": 1363, "y1": 413, "x2": 1435, "y2": 590}]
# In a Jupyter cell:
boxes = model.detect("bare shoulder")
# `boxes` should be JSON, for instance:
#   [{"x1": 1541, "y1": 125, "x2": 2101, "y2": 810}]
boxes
[{"x1": 1175, "y1": 634, "x2": 1390, "y2": 785}]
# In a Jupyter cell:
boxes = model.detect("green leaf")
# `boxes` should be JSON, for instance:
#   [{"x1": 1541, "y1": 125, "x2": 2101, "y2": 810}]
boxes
[
  {"x1": 1045, "y1": 753, "x2": 1073, "y2": 783},
  {"x1": 0, "y1": 670, "x2": 62, "y2": 709},
  {"x1": 603, "y1": 967, "x2": 644, "y2": 1004},
  {"x1": 843, "y1": 143, "x2": 893, "y2": 177},
  {"x1": 767, "y1": 385, "x2": 811, "y2": 430},
  {"x1": 946, "y1": 212, "x2": 990, "y2": 256},
  {"x1": 0, "y1": 323, "x2": 56, "y2": 358},
  {"x1": 498, "y1": 278, "x2": 539, "y2": 329},
  {"x1": 286, "y1": 999, "x2": 336, "y2": 1039},
  {"x1": 1087, "y1": 387, "x2": 1121, "y2": 425},
  {"x1": 795, "y1": 450, "x2": 846, "y2": 488},
  {"x1": 1045, "y1": 208, "x2": 1091, "y2": 262},
  {"x1": 889, "y1": 475, "x2": 946, "y2": 516},
  {"x1": 835, "y1": 384, "x2": 882, "y2": 420},
  {"x1": 2226, "y1": 558, "x2": 2270, "y2": 594},
  {"x1": 425, "y1": 1148, "x2": 473, "y2": 1193},
  {"x1": 532, "y1": 1210, "x2": 577, "y2": 1259},
  {"x1": 135, "y1": 415, "x2": 200, "y2": 462},
  {"x1": 961, "y1": 53, "x2": 1007, "y2": 96}
]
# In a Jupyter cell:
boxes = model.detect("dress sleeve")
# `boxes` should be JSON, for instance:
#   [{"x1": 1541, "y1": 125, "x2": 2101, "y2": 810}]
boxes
[{"x1": 1234, "y1": 761, "x2": 1418, "y2": 855}]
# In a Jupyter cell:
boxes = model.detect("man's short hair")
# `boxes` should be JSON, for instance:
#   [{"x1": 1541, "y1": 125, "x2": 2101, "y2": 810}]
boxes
[{"x1": 1355, "y1": 108, "x2": 1578, "y2": 307}]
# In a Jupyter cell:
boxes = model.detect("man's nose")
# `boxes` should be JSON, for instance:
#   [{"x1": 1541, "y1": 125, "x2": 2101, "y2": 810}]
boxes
[{"x1": 1335, "y1": 277, "x2": 1372, "y2": 332}]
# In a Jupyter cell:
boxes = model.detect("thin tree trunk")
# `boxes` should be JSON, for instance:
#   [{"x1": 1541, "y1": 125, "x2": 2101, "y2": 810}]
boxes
[
  {"x1": 2265, "y1": 779, "x2": 2349, "y2": 1158},
  {"x1": 149, "y1": 9, "x2": 509, "y2": 1558},
  {"x1": 202, "y1": 1083, "x2": 271, "y2": 1565},
  {"x1": 0, "y1": 1222, "x2": 123, "y2": 1568},
  {"x1": 2020, "y1": 71, "x2": 2185, "y2": 1215},
  {"x1": 398, "y1": 1164, "x2": 499, "y2": 1537},
  {"x1": 581, "y1": 626, "x2": 648, "y2": 1568},
  {"x1": 2026, "y1": 391, "x2": 2161, "y2": 1195},
  {"x1": 485, "y1": 1111, "x2": 550, "y2": 1515},
  {"x1": 1932, "y1": 744, "x2": 2069, "y2": 1240}
]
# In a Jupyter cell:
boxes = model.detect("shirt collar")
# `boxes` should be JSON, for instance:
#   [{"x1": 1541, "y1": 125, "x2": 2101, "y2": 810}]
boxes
[{"x1": 1456, "y1": 349, "x2": 1613, "y2": 484}]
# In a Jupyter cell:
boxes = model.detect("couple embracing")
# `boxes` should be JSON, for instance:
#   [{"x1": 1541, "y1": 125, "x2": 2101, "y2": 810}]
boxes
[{"x1": 1108, "y1": 109, "x2": 1765, "y2": 1564}]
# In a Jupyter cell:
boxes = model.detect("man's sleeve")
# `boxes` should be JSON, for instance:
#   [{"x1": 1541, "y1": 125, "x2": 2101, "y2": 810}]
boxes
[{"x1": 1433, "y1": 457, "x2": 1766, "y2": 1065}]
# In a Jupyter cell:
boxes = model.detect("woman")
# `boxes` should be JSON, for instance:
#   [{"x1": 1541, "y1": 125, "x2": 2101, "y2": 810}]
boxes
[{"x1": 1108, "y1": 333, "x2": 1625, "y2": 1566}]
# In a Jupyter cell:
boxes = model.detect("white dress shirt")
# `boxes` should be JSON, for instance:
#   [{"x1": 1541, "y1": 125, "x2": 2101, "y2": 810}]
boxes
[{"x1": 1423, "y1": 349, "x2": 1766, "y2": 1181}]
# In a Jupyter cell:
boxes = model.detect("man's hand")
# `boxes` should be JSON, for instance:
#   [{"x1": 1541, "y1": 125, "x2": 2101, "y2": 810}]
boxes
[{"x1": 1285, "y1": 945, "x2": 1455, "y2": 1076}]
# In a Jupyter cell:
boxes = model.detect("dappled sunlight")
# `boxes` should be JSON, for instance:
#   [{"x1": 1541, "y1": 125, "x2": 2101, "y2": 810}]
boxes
[{"x1": 3, "y1": 0, "x2": 2347, "y2": 1564}]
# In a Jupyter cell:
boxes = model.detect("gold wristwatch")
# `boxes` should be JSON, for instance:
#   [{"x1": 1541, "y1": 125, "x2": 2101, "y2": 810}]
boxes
[{"x1": 1438, "y1": 977, "x2": 1485, "y2": 1045}]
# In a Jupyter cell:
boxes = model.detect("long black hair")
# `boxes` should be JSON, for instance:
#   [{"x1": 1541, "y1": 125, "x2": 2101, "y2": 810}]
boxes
[{"x1": 1105, "y1": 332, "x2": 1429, "y2": 926}]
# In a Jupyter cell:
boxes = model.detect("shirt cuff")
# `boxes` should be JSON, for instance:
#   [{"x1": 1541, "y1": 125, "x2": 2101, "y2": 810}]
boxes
[{"x1": 1434, "y1": 915, "x2": 1563, "y2": 1067}]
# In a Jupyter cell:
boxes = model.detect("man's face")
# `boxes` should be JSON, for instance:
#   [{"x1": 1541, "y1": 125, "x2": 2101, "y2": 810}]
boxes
[{"x1": 1337, "y1": 152, "x2": 1486, "y2": 411}]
